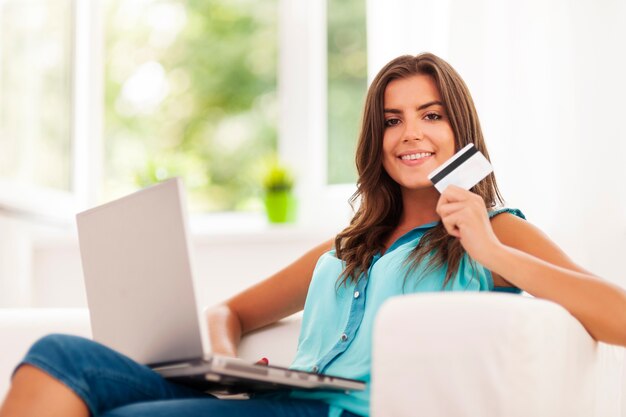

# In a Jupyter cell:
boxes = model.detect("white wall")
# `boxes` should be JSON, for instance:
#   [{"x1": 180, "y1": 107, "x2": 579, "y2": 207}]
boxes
[
  {"x1": 0, "y1": 216, "x2": 32, "y2": 306},
  {"x1": 368, "y1": 0, "x2": 626, "y2": 285},
  {"x1": 28, "y1": 226, "x2": 331, "y2": 309}
]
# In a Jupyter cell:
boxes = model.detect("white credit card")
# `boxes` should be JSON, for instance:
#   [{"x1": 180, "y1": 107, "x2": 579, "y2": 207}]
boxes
[{"x1": 427, "y1": 143, "x2": 493, "y2": 193}]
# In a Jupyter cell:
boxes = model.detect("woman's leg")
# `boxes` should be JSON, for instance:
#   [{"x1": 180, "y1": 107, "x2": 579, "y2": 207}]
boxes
[
  {"x1": 0, "y1": 334, "x2": 207, "y2": 417},
  {"x1": 0, "y1": 364, "x2": 89, "y2": 417}
]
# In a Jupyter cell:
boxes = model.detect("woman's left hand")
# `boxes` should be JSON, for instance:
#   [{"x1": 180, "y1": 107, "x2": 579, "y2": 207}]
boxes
[{"x1": 435, "y1": 185, "x2": 502, "y2": 264}]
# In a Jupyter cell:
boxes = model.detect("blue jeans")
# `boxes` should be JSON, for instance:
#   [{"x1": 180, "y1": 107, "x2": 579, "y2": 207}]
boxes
[{"x1": 16, "y1": 334, "x2": 361, "y2": 417}]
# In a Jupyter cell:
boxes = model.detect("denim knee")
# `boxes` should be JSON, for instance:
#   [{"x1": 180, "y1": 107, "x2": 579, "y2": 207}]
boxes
[
  {"x1": 26, "y1": 333, "x2": 99, "y2": 364},
  {"x1": 19, "y1": 333, "x2": 97, "y2": 384},
  {"x1": 19, "y1": 334, "x2": 206, "y2": 416},
  {"x1": 22, "y1": 333, "x2": 107, "y2": 381},
  {"x1": 16, "y1": 334, "x2": 96, "y2": 413}
]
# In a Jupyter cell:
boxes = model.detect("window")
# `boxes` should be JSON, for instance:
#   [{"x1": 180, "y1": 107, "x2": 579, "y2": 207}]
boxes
[
  {"x1": 104, "y1": 0, "x2": 278, "y2": 213},
  {"x1": 0, "y1": 0, "x2": 366, "y2": 226},
  {"x1": 0, "y1": 0, "x2": 74, "y2": 216},
  {"x1": 0, "y1": 0, "x2": 100, "y2": 222}
]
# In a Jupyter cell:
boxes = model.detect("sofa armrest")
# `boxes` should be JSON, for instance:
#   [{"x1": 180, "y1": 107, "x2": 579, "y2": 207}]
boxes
[
  {"x1": 237, "y1": 314, "x2": 302, "y2": 366},
  {"x1": 371, "y1": 293, "x2": 624, "y2": 417},
  {"x1": 0, "y1": 308, "x2": 91, "y2": 399}
]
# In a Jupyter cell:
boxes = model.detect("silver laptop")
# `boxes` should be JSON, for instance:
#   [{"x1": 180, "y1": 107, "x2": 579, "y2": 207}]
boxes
[{"x1": 76, "y1": 178, "x2": 364, "y2": 393}]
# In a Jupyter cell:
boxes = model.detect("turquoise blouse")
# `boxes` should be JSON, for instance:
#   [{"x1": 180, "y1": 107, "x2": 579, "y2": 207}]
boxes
[{"x1": 288, "y1": 208, "x2": 526, "y2": 417}]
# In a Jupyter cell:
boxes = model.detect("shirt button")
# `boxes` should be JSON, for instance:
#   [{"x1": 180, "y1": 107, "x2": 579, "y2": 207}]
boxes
[
  {"x1": 353, "y1": 291, "x2": 360, "y2": 299},
  {"x1": 341, "y1": 333, "x2": 348, "y2": 342},
  {"x1": 312, "y1": 365, "x2": 319, "y2": 373}
]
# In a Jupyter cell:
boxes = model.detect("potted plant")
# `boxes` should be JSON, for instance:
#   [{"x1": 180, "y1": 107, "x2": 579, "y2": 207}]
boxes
[{"x1": 262, "y1": 160, "x2": 296, "y2": 223}]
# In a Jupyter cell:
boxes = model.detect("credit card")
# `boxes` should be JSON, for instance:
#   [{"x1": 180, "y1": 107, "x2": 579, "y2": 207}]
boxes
[{"x1": 427, "y1": 144, "x2": 493, "y2": 193}]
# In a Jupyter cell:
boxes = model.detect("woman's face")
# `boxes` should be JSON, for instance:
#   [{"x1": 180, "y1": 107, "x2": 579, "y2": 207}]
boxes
[{"x1": 382, "y1": 74, "x2": 456, "y2": 192}]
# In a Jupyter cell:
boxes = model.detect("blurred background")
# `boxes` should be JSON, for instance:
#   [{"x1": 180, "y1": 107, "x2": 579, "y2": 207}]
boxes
[{"x1": 0, "y1": 0, "x2": 625, "y2": 309}]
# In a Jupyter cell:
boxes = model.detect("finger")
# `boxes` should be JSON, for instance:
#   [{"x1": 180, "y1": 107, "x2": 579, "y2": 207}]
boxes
[
  {"x1": 438, "y1": 186, "x2": 472, "y2": 207},
  {"x1": 256, "y1": 357, "x2": 269, "y2": 366},
  {"x1": 443, "y1": 184, "x2": 482, "y2": 199},
  {"x1": 441, "y1": 184, "x2": 466, "y2": 196},
  {"x1": 436, "y1": 201, "x2": 467, "y2": 218},
  {"x1": 441, "y1": 211, "x2": 462, "y2": 238},
  {"x1": 436, "y1": 191, "x2": 459, "y2": 213},
  {"x1": 443, "y1": 184, "x2": 465, "y2": 193},
  {"x1": 439, "y1": 188, "x2": 486, "y2": 215}
]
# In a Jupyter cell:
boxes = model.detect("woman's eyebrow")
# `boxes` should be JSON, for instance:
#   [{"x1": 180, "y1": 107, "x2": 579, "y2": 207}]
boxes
[
  {"x1": 417, "y1": 100, "x2": 444, "y2": 110},
  {"x1": 384, "y1": 100, "x2": 444, "y2": 113}
]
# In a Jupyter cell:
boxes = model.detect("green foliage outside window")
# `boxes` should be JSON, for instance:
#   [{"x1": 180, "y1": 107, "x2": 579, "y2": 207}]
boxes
[
  {"x1": 327, "y1": 0, "x2": 367, "y2": 185},
  {"x1": 105, "y1": 0, "x2": 277, "y2": 212}
]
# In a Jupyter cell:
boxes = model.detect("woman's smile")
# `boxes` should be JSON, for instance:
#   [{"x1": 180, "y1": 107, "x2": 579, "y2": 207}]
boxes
[{"x1": 397, "y1": 150, "x2": 435, "y2": 166}]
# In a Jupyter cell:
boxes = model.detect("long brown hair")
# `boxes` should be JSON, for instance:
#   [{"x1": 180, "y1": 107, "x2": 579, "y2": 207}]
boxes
[{"x1": 334, "y1": 52, "x2": 504, "y2": 288}]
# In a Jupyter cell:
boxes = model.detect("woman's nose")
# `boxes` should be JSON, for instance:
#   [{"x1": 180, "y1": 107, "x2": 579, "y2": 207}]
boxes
[{"x1": 402, "y1": 120, "x2": 423, "y2": 142}]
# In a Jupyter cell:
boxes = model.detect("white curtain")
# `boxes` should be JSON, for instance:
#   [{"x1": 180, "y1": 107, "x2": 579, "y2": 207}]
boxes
[{"x1": 368, "y1": 0, "x2": 626, "y2": 284}]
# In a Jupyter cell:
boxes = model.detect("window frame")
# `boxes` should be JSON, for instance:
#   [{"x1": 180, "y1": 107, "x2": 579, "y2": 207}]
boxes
[
  {"x1": 278, "y1": 0, "x2": 357, "y2": 232},
  {"x1": 0, "y1": 0, "x2": 356, "y2": 232},
  {"x1": 0, "y1": 0, "x2": 103, "y2": 225}
]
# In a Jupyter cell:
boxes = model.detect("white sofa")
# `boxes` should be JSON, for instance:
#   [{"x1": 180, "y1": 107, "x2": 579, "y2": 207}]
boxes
[{"x1": 1, "y1": 293, "x2": 624, "y2": 416}]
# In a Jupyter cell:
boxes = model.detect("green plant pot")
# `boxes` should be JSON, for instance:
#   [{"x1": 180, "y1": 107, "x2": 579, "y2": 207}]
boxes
[{"x1": 264, "y1": 190, "x2": 296, "y2": 224}]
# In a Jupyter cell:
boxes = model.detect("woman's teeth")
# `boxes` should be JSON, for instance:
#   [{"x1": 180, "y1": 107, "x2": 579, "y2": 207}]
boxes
[{"x1": 400, "y1": 152, "x2": 432, "y2": 160}]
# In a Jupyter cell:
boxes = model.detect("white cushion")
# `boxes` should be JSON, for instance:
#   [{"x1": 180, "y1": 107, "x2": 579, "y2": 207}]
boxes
[
  {"x1": 0, "y1": 308, "x2": 91, "y2": 398},
  {"x1": 371, "y1": 293, "x2": 624, "y2": 417}
]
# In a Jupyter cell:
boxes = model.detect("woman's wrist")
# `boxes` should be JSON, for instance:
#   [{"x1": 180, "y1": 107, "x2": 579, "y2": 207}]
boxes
[
  {"x1": 481, "y1": 241, "x2": 528, "y2": 288},
  {"x1": 474, "y1": 239, "x2": 511, "y2": 274},
  {"x1": 206, "y1": 305, "x2": 242, "y2": 358}
]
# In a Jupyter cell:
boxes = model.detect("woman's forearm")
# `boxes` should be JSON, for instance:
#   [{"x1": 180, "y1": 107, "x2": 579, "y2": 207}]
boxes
[{"x1": 487, "y1": 243, "x2": 626, "y2": 346}]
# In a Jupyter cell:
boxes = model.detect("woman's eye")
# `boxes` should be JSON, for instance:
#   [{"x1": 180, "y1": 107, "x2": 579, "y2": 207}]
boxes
[
  {"x1": 424, "y1": 113, "x2": 442, "y2": 121},
  {"x1": 384, "y1": 118, "x2": 400, "y2": 127}
]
